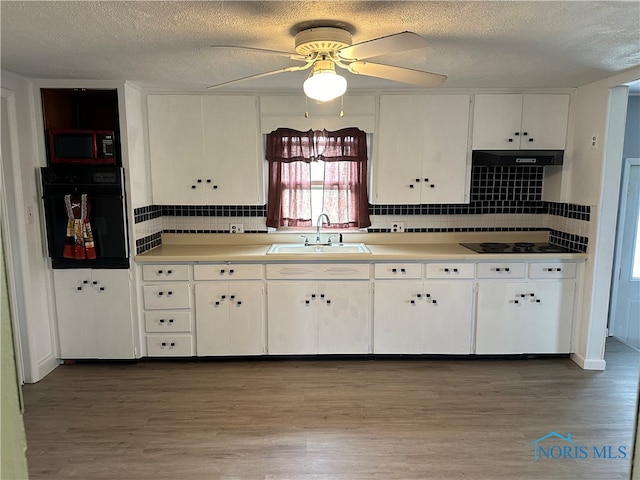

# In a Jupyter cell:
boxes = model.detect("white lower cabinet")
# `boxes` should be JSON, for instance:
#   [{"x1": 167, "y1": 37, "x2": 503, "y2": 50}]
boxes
[
  {"x1": 195, "y1": 282, "x2": 265, "y2": 356},
  {"x1": 373, "y1": 280, "x2": 474, "y2": 354},
  {"x1": 142, "y1": 264, "x2": 194, "y2": 357},
  {"x1": 267, "y1": 281, "x2": 370, "y2": 355},
  {"x1": 53, "y1": 269, "x2": 135, "y2": 359},
  {"x1": 475, "y1": 263, "x2": 576, "y2": 354}
]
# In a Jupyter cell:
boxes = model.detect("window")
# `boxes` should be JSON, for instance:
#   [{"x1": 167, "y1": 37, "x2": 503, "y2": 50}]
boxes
[{"x1": 265, "y1": 128, "x2": 371, "y2": 229}]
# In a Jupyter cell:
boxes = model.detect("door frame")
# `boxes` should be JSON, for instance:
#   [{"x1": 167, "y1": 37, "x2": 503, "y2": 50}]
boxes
[{"x1": 609, "y1": 157, "x2": 640, "y2": 339}]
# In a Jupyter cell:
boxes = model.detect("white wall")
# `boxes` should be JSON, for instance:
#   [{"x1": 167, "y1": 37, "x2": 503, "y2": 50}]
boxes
[
  {"x1": 568, "y1": 66, "x2": 640, "y2": 369},
  {"x1": 1, "y1": 71, "x2": 59, "y2": 382}
]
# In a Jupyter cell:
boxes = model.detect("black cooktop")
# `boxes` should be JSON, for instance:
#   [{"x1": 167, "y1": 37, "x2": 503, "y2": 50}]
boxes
[{"x1": 460, "y1": 242, "x2": 573, "y2": 254}]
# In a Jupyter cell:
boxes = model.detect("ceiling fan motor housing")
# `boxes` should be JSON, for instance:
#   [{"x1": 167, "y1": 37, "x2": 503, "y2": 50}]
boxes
[{"x1": 294, "y1": 27, "x2": 352, "y2": 55}]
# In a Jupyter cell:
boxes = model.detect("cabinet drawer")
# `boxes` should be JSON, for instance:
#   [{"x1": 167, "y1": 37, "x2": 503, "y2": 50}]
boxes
[
  {"x1": 529, "y1": 262, "x2": 577, "y2": 279},
  {"x1": 194, "y1": 264, "x2": 262, "y2": 280},
  {"x1": 142, "y1": 264, "x2": 190, "y2": 281},
  {"x1": 145, "y1": 311, "x2": 192, "y2": 333},
  {"x1": 477, "y1": 263, "x2": 526, "y2": 278},
  {"x1": 425, "y1": 263, "x2": 474, "y2": 279},
  {"x1": 143, "y1": 284, "x2": 191, "y2": 310},
  {"x1": 146, "y1": 335, "x2": 193, "y2": 357},
  {"x1": 267, "y1": 264, "x2": 370, "y2": 280},
  {"x1": 374, "y1": 263, "x2": 422, "y2": 279}
]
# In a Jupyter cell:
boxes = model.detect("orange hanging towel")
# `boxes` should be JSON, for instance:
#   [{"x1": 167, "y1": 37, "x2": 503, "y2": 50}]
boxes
[{"x1": 63, "y1": 194, "x2": 96, "y2": 260}]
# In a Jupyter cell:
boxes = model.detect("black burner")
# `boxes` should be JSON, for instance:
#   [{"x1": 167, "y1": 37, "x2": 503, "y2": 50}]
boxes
[{"x1": 460, "y1": 242, "x2": 573, "y2": 254}]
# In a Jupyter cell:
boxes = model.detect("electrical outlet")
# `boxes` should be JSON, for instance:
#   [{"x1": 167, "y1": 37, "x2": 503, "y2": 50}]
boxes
[
  {"x1": 229, "y1": 223, "x2": 244, "y2": 234},
  {"x1": 591, "y1": 135, "x2": 598, "y2": 149},
  {"x1": 391, "y1": 222, "x2": 405, "y2": 233}
]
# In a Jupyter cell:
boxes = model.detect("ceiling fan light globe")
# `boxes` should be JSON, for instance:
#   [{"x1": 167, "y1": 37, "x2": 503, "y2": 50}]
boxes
[{"x1": 303, "y1": 71, "x2": 347, "y2": 102}]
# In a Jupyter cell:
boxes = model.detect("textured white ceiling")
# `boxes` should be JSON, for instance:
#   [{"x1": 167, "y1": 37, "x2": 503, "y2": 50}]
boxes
[{"x1": 1, "y1": 1, "x2": 639, "y2": 92}]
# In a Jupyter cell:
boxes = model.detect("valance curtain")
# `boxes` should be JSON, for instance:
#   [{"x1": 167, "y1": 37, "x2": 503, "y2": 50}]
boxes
[{"x1": 265, "y1": 127, "x2": 371, "y2": 229}]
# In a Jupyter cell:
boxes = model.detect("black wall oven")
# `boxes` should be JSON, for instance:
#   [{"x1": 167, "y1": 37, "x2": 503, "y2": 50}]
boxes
[{"x1": 41, "y1": 166, "x2": 129, "y2": 269}]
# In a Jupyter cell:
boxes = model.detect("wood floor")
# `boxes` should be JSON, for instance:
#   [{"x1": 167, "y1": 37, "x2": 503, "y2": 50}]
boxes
[{"x1": 23, "y1": 339, "x2": 640, "y2": 480}]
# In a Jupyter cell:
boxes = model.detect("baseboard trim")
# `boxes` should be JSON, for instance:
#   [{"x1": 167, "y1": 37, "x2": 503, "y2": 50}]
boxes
[{"x1": 571, "y1": 352, "x2": 606, "y2": 370}]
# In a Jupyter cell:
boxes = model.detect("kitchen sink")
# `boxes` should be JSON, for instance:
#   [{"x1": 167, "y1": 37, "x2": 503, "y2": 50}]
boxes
[{"x1": 266, "y1": 243, "x2": 371, "y2": 254}]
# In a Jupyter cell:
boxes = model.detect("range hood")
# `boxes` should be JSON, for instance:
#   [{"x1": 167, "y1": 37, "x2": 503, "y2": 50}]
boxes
[{"x1": 472, "y1": 150, "x2": 563, "y2": 166}]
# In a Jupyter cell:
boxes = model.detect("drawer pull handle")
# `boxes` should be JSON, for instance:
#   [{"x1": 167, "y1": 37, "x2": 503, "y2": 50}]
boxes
[
  {"x1": 311, "y1": 294, "x2": 316, "y2": 299},
  {"x1": 400, "y1": 268, "x2": 406, "y2": 273},
  {"x1": 392, "y1": 268, "x2": 397, "y2": 273},
  {"x1": 230, "y1": 295, "x2": 235, "y2": 299},
  {"x1": 535, "y1": 299, "x2": 541, "y2": 303},
  {"x1": 220, "y1": 269, "x2": 225, "y2": 274},
  {"x1": 221, "y1": 295, "x2": 226, "y2": 299},
  {"x1": 426, "y1": 293, "x2": 431, "y2": 298},
  {"x1": 320, "y1": 294, "x2": 325, "y2": 298},
  {"x1": 556, "y1": 268, "x2": 562, "y2": 272},
  {"x1": 326, "y1": 300, "x2": 331, "y2": 305},
  {"x1": 514, "y1": 300, "x2": 519, "y2": 304},
  {"x1": 416, "y1": 294, "x2": 422, "y2": 298},
  {"x1": 505, "y1": 268, "x2": 510, "y2": 272},
  {"x1": 229, "y1": 269, "x2": 235, "y2": 274},
  {"x1": 77, "y1": 286, "x2": 82, "y2": 291},
  {"x1": 99, "y1": 287, "x2": 105, "y2": 291},
  {"x1": 237, "y1": 301, "x2": 242, "y2": 306},
  {"x1": 305, "y1": 300, "x2": 310, "y2": 305},
  {"x1": 410, "y1": 300, "x2": 416, "y2": 305},
  {"x1": 167, "y1": 291, "x2": 173, "y2": 296},
  {"x1": 424, "y1": 178, "x2": 429, "y2": 182},
  {"x1": 530, "y1": 293, "x2": 535, "y2": 297},
  {"x1": 520, "y1": 294, "x2": 526, "y2": 298},
  {"x1": 158, "y1": 291, "x2": 164, "y2": 296},
  {"x1": 409, "y1": 184, "x2": 414, "y2": 189},
  {"x1": 415, "y1": 178, "x2": 421, "y2": 182},
  {"x1": 432, "y1": 299, "x2": 437, "y2": 304},
  {"x1": 444, "y1": 268, "x2": 450, "y2": 272},
  {"x1": 453, "y1": 268, "x2": 458, "y2": 273},
  {"x1": 167, "y1": 270, "x2": 173, "y2": 274},
  {"x1": 215, "y1": 301, "x2": 220, "y2": 306},
  {"x1": 169, "y1": 319, "x2": 174, "y2": 323},
  {"x1": 92, "y1": 281, "x2": 98, "y2": 285},
  {"x1": 159, "y1": 319, "x2": 165, "y2": 323},
  {"x1": 83, "y1": 280, "x2": 89, "y2": 284},
  {"x1": 170, "y1": 342, "x2": 175, "y2": 347},
  {"x1": 161, "y1": 342, "x2": 166, "y2": 346},
  {"x1": 157, "y1": 270, "x2": 163, "y2": 274}
]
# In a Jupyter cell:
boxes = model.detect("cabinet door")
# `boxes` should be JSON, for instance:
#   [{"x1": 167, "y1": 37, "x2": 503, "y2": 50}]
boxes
[
  {"x1": 92, "y1": 270, "x2": 135, "y2": 358},
  {"x1": 267, "y1": 282, "x2": 318, "y2": 354},
  {"x1": 53, "y1": 270, "x2": 97, "y2": 358},
  {"x1": 522, "y1": 281, "x2": 574, "y2": 353},
  {"x1": 420, "y1": 95, "x2": 471, "y2": 204},
  {"x1": 147, "y1": 95, "x2": 205, "y2": 204},
  {"x1": 374, "y1": 95, "x2": 425, "y2": 204},
  {"x1": 520, "y1": 94, "x2": 569, "y2": 150},
  {"x1": 318, "y1": 281, "x2": 370, "y2": 354},
  {"x1": 373, "y1": 281, "x2": 425, "y2": 354},
  {"x1": 195, "y1": 282, "x2": 263, "y2": 356},
  {"x1": 472, "y1": 94, "x2": 523, "y2": 150},
  {"x1": 422, "y1": 281, "x2": 473, "y2": 354},
  {"x1": 202, "y1": 96, "x2": 263, "y2": 205},
  {"x1": 475, "y1": 281, "x2": 528, "y2": 354},
  {"x1": 54, "y1": 269, "x2": 134, "y2": 359}
]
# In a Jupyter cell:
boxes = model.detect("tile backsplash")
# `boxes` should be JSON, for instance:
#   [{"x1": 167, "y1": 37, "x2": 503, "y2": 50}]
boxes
[{"x1": 134, "y1": 166, "x2": 590, "y2": 254}]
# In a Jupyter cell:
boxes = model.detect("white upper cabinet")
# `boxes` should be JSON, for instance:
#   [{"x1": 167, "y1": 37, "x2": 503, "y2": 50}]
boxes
[
  {"x1": 147, "y1": 95, "x2": 263, "y2": 205},
  {"x1": 374, "y1": 94, "x2": 471, "y2": 204},
  {"x1": 472, "y1": 94, "x2": 570, "y2": 150}
]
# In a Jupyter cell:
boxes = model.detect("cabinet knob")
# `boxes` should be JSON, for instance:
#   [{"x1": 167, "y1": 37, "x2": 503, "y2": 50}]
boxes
[
  {"x1": 77, "y1": 286, "x2": 82, "y2": 291},
  {"x1": 92, "y1": 281, "x2": 98, "y2": 285},
  {"x1": 426, "y1": 293, "x2": 431, "y2": 298},
  {"x1": 167, "y1": 291, "x2": 173, "y2": 296},
  {"x1": 305, "y1": 300, "x2": 310, "y2": 305},
  {"x1": 410, "y1": 300, "x2": 416, "y2": 305},
  {"x1": 505, "y1": 268, "x2": 510, "y2": 272},
  {"x1": 556, "y1": 268, "x2": 562, "y2": 272},
  {"x1": 514, "y1": 132, "x2": 520, "y2": 136},
  {"x1": 529, "y1": 138, "x2": 534, "y2": 142},
  {"x1": 391, "y1": 268, "x2": 397, "y2": 273},
  {"x1": 453, "y1": 268, "x2": 459, "y2": 273},
  {"x1": 430, "y1": 184, "x2": 435, "y2": 188},
  {"x1": 424, "y1": 178, "x2": 429, "y2": 182},
  {"x1": 220, "y1": 269, "x2": 225, "y2": 274},
  {"x1": 409, "y1": 184, "x2": 414, "y2": 189},
  {"x1": 221, "y1": 295, "x2": 226, "y2": 299},
  {"x1": 229, "y1": 269, "x2": 234, "y2": 274},
  {"x1": 170, "y1": 342, "x2": 175, "y2": 347},
  {"x1": 206, "y1": 179, "x2": 212, "y2": 183},
  {"x1": 400, "y1": 268, "x2": 406, "y2": 273},
  {"x1": 169, "y1": 319, "x2": 174, "y2": 323},
  {"x1": 158, "y1": 291, "x2": 164, "y2": 296},
  {"x1": 496, "y1": 268, "x2": 501, "y2": 272},
  {"x1": 508, "y1": 138, "x2": 514, "y2": 142},
  {"x1": 99, "y1": 287, "x2": 105, "y2": 291},
  {"x1": 237, "y1": 301, "x2": 242, "y2": 306},
  {"x1": 520, "y1": 294, "x2": 526, "y2": 298},
  {"x1": 167, "y1": 270, "x2": 172, "y2": 274},
  {"x1": 320, "y1": 294, "x2": 325, "y2": 298},
  {"x1": 213, "y1": 185, "x2": 218, "y2": 189},
  {"x1": 159, "y1": 319, "x2": 165, "y2": 323},
  {"x1": 215, "y1": 301, "x2": 220, "y2": 306},
  {"x1": 514, "y1": 300, "x2": 519, "y2": 304},
  {"x1": 326, "y1": 300, "x2": 331, "y2": 305},
  {"x1": 417, "y1": 294, "x2": 422, "y2": 298},
  {"x1": 157, "y1": 269, "x2": 163, "y2": 274},
  {"x1": 197, "y1": 179, "x2": 202, "y2": 183},
  {"x1": 529, "y1": 293, "x2": 535, "y2": 297},
  {"x1": 161, "y1": 342, "x2": 167, "y2": 346},
  {"x1": 311, "y1": 294, "x2": 316, "y2": 299},
  {"x1": 83, "y1": 280, "x2": 89, "y2": 284},
  {"x1": 535, "y1": 299, "x2": 541, "y2": 303},
  {"x1": 415, "y1": 178, "x2": 421, "y2": 182},
  {"x1": 191, "y1": 185, "x2": 196, "y2": 189},
  {"x1": 432, "y1": 299, "x2": 437, "y2": 304},
  {"x1": 230, "y1": 295, "x2": 235, "y2": 299},
  {"x1": 522, "y1": 132, "x2": 528, "y2": 136},
  {"x1": 444, "y1": 268, "x2": 450, "y2": 272}
]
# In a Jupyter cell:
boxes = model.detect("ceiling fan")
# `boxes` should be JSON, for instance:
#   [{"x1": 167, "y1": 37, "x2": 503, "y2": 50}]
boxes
[{"x1": 207, "y1": 26, "x2": 447, "y2": 101}]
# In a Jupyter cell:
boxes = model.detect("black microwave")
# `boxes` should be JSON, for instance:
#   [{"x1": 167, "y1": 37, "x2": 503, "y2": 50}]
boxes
[{"x1": 48, "y1": 129, "x2": 117, "y2": 165}]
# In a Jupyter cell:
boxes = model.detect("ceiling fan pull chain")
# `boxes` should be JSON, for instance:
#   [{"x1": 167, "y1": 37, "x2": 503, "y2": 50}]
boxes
[
  {"x1": 304, "y1": 95, "x2": 309, "y2": 118},
  {"x1": 340, "y1": 95, "x2": 344, "y2": 117}
]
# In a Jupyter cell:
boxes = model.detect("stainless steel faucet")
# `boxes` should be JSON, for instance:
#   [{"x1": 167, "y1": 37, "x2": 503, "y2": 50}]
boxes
[{"x1": 316, "y1": 213, "x2": 331, "y2": 244}]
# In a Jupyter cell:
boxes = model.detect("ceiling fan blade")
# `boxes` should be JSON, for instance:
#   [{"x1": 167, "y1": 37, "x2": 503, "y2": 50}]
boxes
[
  {"x1": 338, "y1": 31, "x2": 428, "y2": 61},
  {"x1": 206, "y1": 65, "x2": 309, "y2": 90},
  {"x1": 210, "y1": 45, "x2": 307, "y2": 62},
  {"x1": 348, "y1": 61, "x2": 447, "y2": 87}
]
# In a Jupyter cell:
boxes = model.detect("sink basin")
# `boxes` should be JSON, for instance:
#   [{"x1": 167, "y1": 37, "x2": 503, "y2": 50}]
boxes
[{"x1": 266, "y1": 243, "x2": 371, "y2": 254}]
